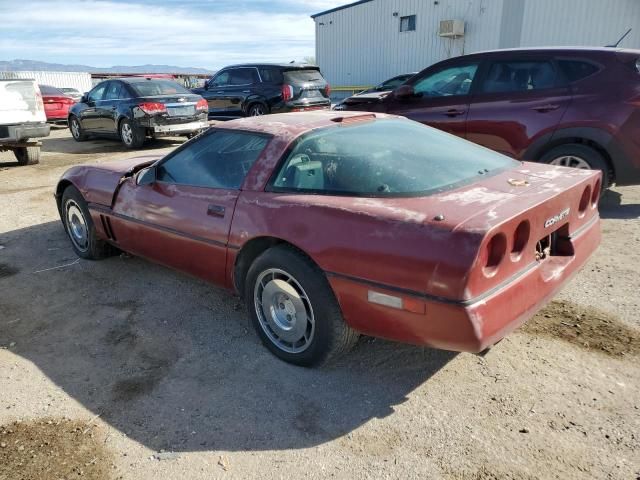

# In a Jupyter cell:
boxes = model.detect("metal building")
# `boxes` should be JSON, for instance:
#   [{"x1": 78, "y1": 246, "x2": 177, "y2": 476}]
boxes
[
  {"x1": 0, "y1": 71, "x2": 92, "y2": 92},
  {"x1": 312, "y1": 0, "x2": 640, "y2": 91}
]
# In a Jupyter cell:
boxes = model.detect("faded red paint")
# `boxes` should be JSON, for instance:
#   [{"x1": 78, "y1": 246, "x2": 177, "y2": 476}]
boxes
[{"x1": 56, "y1": 111, "x2": 601, "y2": 353}]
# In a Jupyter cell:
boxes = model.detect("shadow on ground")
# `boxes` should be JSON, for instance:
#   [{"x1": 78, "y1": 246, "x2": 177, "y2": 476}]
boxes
[
  {"x1": 41, "y1": 135, "x2": 185, "y2": 155},
  {"x1": 0, "y1": 221, "x2": 456, "y2": 452}
]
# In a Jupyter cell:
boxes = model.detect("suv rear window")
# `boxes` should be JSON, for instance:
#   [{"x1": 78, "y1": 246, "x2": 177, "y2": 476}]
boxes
[
  {"x1": 129, "y1": 80, "x2": 190, "y2": 96},
  {"x1": 283, "y1": 69, "x2": 325, "y2": 84},
  {"x1": 271, "y1": 118, "x2": 517, "y2": 197},
  {"x1": 557, "y1": 60, "x2": 600, "y2": 82}
]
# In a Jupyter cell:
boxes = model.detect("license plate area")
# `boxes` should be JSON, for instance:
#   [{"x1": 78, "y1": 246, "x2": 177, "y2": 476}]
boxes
[
  {"x1": 536, "y1": 223, "x2": 573, "y2": 261},
  {"x1": 167, "y1": 105, "x2": 195, "y2": 117}
]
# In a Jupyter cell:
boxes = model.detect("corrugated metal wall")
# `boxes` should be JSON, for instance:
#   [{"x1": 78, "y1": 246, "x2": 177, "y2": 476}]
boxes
[
  {"x1": 316, "y1": 0, "x2": 504, "y2": 87},
  {"x1": 0, "y1": 71, "x2": 93, "y2": 93},
  {"x1": 315, "y1": 0, "x2": 640, "y2": 88},
  {"x1": 519, "y1": 0, "x2": 640, "y2": 49}
]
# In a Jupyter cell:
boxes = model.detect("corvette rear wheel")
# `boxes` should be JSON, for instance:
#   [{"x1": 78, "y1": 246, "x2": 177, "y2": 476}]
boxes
[
  {"x1": 61, "y1": 186, "x2": 113, "y2": 260},
  {"x1": 245, "y1": 245, "x2": 358, "y2": 367}
]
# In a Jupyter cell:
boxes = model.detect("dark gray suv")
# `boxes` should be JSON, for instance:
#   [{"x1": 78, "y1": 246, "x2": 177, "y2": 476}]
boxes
[{"x1": 192, "y1": 63, "x2": 331, "y2": 119}]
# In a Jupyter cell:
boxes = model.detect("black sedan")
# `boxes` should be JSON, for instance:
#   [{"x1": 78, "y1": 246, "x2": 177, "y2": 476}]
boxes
[{"x1": 68, "y1": 78, "x2": 209, "y2": 148}]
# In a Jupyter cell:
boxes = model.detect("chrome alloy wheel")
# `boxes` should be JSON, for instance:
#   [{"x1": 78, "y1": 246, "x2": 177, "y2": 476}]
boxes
[
  {"x1": 71, "y1": 118, "x2": 81, "y2": 139},
  {"x1": 548, "y1": 155, "x2": 591, "y2": 169},
  {"x1": 65, "y1": 200, "x2": 89, "y2": 252},
  {"x1": 250, "y1": 105, "x2": 266, "y2": 116},
  {"x1": 254, "y1": 268, "x2": 315, "y2": 353},
  {"x1": 121, "y1": 122, "x2": 133, "y2": 145}
]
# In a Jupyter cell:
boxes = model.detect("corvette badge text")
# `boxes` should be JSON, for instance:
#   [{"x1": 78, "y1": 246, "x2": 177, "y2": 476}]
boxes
[{"x1": 544, "y1": 208, "x2": 570, "y2": 228}]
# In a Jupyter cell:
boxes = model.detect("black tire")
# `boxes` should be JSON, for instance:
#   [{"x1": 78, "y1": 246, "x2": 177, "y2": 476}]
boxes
[
  {"x1": 539, "y1": 143, "x2": 611, "y2": 191},
  {"x1": 69, "y1": 116, "x2": 88, "y2": 142},
  {"x1": 247, "y1": 102, "x2": 268, "y2": 117},
  {"x1": 61, "y1": 185, "x2": 114, "y2": 260},
  {"x1": 14, "y1": 146, "x2": 40, "y2": 165},
  {"x1": 119, "y1": 118, "x2": 145, "y2": 149},
  {"x1": 245, "y1": 245, "x2": 358, "y2": 367}
]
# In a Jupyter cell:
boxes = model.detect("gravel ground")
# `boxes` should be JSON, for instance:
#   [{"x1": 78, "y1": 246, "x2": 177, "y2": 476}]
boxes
[{"x1": 0, "y1": 127, "x2": 639, "y2": 480}]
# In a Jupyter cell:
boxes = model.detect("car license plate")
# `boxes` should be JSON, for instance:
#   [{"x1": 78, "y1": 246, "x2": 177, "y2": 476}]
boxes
[
  {"x1": 167, "y1": 106, "x2": 195, "y2": 117},
  {"x1": 304, "y1": 89, "x2": 322, "y2": 98}
]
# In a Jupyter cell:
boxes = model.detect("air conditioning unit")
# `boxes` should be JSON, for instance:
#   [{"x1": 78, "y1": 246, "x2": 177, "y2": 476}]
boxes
[{"x1": 439, "y1": 19, "x2": 465, "y2": 38}]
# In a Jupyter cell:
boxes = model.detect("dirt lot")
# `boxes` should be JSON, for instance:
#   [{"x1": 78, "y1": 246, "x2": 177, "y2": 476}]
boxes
[{"x1": 1, "y1": 127, "x2": 639, "y2": 480}]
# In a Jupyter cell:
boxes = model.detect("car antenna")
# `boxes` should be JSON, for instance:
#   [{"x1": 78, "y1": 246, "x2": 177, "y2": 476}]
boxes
[{"x1": 606, "y1": 28, "x2": 631, "y2": 47}]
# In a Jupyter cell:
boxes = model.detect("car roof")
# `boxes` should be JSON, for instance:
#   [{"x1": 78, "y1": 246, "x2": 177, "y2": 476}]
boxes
[
  {"x1": 459, "y1": 46, "x2": 640, "y2": 59},
  {"x1": 218, "y1": 63, "x2": 320, "y2": 70},
  {"x1": 217, "y1": 111, "x2": 395, "y2": 136}
]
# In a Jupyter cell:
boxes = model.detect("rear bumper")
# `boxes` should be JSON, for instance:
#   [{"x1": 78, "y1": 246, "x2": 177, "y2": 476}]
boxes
[
  {"x1": 272, "y1": 100, "x2": 331, "y2": 114},
  {"x1": 0, "y1": 122, "x2": 50, "y2": 142},
  {"x1": 329, "y1": 214, "x2": 600, "y2": 352},
  {"x1": 150, "y1": 119, "x2": 209, "y2": 135}
]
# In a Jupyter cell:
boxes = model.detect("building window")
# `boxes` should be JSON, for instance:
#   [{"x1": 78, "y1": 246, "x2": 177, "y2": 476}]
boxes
[{"x1": 400, "y1": 15, "x2": 416, "y2": 32}]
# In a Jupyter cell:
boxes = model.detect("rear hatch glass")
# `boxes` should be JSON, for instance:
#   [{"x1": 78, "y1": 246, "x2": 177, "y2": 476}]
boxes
[
  {"x1": 284, "y1": 69, "x2": 328, "y2": 100},
  {"x1": 0, "y1": 80, "x2": 46, "y2": 124},
  {"x1": 130, "y1": 80, "x2": 191, "y2": 97}
]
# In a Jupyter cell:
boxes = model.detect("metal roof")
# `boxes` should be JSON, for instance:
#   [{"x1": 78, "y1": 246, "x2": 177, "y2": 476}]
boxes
[{"x1": 311, "y1": 0, "x2": 375, "y2": 19}]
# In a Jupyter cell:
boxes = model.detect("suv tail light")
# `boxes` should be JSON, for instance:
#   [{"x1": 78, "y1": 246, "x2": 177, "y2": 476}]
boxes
[
  {"x1": 281, "y1": 84, "x2": 294, "y2": 102},
  {"x1": 324, "y1": 84, "x2": 331, "y2": 97},
  {"x1": 138, "y1": 102, "x2": 167, "y2": 115},
  {"x1": 196, "y1": 98, "x2": 208, "y2": 111}
]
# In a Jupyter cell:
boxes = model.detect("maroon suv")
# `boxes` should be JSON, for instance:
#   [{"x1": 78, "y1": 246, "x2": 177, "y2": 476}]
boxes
[{"x1": 340, "y1": 47, "x2": 640, "y2": 189}]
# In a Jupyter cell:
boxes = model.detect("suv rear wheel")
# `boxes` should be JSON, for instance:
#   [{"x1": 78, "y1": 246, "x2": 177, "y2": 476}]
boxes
[
  {"x1": 540, "y1": 144, "x2": 610, "y2": 190},
  {"x1": 248, "y1": 103, "x2": 268, "y2": 117}
]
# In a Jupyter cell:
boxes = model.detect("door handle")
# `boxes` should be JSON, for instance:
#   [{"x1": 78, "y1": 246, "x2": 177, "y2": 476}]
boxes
[
  {"x1": 532, "y1": 104, "x2": 559, "y2": 112},
  {"x1": 207, "y1": 204, "x2": 225, "y2": 217},
  {"x1": 444, "y1": 109, "x2": 466, "y2": 117},
  {"x1": 242, "y1": 90, "x2": 251, "y2": 93}
]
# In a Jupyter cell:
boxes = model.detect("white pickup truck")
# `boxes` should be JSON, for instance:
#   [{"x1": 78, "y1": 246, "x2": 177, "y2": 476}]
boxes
[{"x1": 0, "y1": 79, "x2": 50, "y2": 165}]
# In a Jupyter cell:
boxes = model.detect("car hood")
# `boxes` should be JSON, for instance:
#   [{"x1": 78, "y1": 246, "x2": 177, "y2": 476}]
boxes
[{"x1": 91, "y1": 154, "x2": 163, "y2": 174}]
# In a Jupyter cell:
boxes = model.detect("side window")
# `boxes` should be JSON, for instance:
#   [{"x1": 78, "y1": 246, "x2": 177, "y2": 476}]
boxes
[
  {"x1": 400, "y1": 15, "x2": 416, "y2": 32},
  {"x1": 259, "y1": 68, "x2": 284, "y2": 83},
  {"x1": 103, "y1": 82, "x2": 123, "y2": 100},
  {"x1": 156, "y1": 130, "x2": 269, "y2": 189},
  {"x1": 210, "y1": 72, "x2": 230, "y2": 88},
  {"x1": 557, "y1": 60, "x2": 599, "y2": 82},
  {"x1": 481, "y1": 60, "x2": 557, "y2": 93},
  {"x1": 413, "y1": 64, "x2": 478, "y2": 97},
  {"x1": 229, "y1": 68, "x2": 259, "y2": 85},
  {"x1": 87, "y1": 83, "x2": 107, "y2": 102}
]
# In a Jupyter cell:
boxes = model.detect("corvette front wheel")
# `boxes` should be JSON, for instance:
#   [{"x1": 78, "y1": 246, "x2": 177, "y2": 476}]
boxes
[
  {"x1": 245, "y1": 245, "x2": 358, "y2": 367},
  {"x1": 61, "y1": 186, "x2": 114, "y2": 260}
]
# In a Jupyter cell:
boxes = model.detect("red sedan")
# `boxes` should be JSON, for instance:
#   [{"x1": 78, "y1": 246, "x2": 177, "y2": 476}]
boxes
[
  {"x1": 55, "y1": 111, "x2": 601, "y2": 366},
  {"x1": 39, "y1": 84, "x2": 75, "y2": 123}
]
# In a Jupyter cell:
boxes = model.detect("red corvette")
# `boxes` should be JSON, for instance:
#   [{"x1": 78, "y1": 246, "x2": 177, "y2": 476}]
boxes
[{"x1": 55, "y1": 111, "x2": 600, "y2": 366}]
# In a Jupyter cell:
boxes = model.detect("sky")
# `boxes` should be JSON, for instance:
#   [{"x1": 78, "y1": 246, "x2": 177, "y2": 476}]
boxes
[{"x1": 0, "y1": 0, "x2": 346, "y2": 69}]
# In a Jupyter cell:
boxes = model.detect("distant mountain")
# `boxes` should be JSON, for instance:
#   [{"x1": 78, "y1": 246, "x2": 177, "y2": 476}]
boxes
[{"x1": 0, "y1": 59, "x2": 214, "y2": 75}]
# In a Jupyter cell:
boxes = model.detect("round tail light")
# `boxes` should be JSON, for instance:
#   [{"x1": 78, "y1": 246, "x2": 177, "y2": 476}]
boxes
[
  {"x1": 578, "y1": 185, "x2": 591, "y2": 216},
  {"x1": 511, "y1": 220, "x2": 530, "y2": 261},
  {"x1": 483, "y1": 233, "x2": 507, "y2": 277}
]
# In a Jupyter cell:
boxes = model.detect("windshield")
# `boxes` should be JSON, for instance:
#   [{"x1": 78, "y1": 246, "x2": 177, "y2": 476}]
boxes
[
  {"x1": 376, "y1": 75, "x2": 411, "y2": 91},
  {"x1": 129, "y1": 80, "x2": 191, "y2": 97},
  {"x1": 271, "y1": 118, "x2": 518, "y2": 197}
]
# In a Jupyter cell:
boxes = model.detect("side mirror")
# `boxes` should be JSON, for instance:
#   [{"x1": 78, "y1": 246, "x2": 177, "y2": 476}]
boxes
[
  {"x1": 136, "y1": 166, "x2": 157, "y2": 186},
  {"x1": 394, "y1": 84, "x2": 415, "y2": 99},
  {"x1": 80, "y1": 93, "x2": 89, "y2": 103},
  {"x1": 203, "y1": 80, "x2": 209, "y2": 90}
]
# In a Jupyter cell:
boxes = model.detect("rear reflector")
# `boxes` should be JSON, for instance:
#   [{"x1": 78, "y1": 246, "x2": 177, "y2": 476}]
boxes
[
  {"x1": 368, "y1": 290, "x2": 402, "y2": 309},
  {"x1": 367, "y1": 290, "x2": 425, "y2": 314}
]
